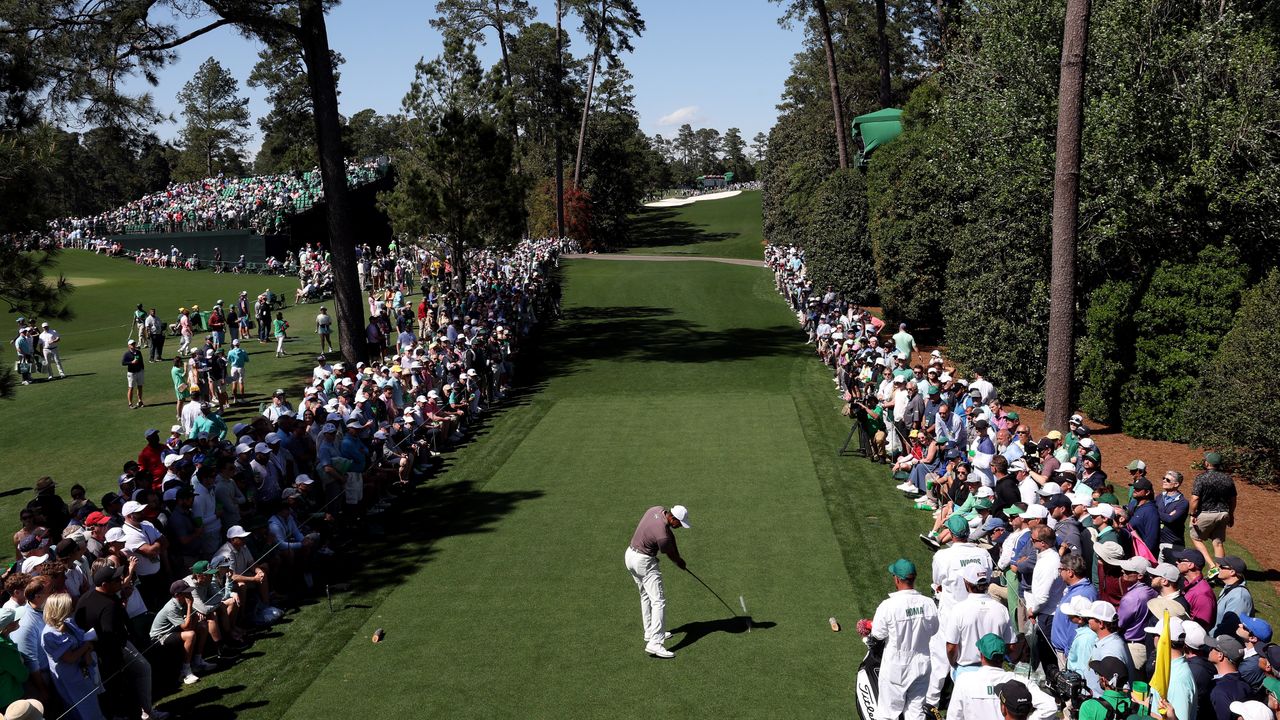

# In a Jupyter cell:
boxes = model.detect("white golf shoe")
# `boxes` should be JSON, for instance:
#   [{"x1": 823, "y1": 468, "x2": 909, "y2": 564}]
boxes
[{"x1": 645, "y1": 642, "x2": 675, "y2": 659}]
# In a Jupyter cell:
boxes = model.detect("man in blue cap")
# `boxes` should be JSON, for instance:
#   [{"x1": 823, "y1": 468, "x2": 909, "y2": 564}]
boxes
[{"x1": 871, "y1": 559, "x2": 938, "y2": 720}]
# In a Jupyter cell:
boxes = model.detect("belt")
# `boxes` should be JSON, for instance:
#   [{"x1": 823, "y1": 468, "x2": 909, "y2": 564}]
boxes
[{"x1": 626, "y1": 546, "x2": 654, "y2": 557}]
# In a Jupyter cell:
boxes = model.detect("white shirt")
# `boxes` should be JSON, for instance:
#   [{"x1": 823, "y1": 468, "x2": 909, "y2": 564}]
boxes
[
  {"x1": 970, "y1": 378, "x2": 995, "y2": 404},
  {"x1": 180, "y1": 400, "x2": 203, "y2": 436},
  {"x1": 1026, "y1": 547, "x2": 1061, "y2": 615},
  {"x1": 933, "y1": 543, "x2": 993, "y2": 615},
  {"x1": 38, "y1": 329, "x2": 59, "y2": 348},
  {"x1": 122, "y1": 520, "x2": 163, "y2": 576},
  {"x1": 870, "y1": 588, "x2": 939, "y2": 672},
  {"x1": 947, "y1": 666, "x2": 1056, "y2": 720},
  {"x1": 1018, "y1": 477, "x2": 1040, "y2": 506},
  {"x1": 943, "y1": 593, "x2": 1015, "y2": 666},
  {"x1": 997, "y1": 527, "x2": 1029, "y2": 571}
]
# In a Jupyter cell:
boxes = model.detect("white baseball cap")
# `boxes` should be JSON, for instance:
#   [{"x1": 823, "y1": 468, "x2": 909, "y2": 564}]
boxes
[
  {"x1": 975, "y1": 486, "x2": 995, "y2": 499},
  {"x1": 225, "y1": 525, "x2": 251, "y2": 539},
  {"x1": 960, "y1": 564, "x2": 990, "y2": 585},
  {"x1": 669, "y1": 505, "x2": 691, "y2": 528},
  {"x1": 1119, "y1": 556, "x2": 1151, "y2": 574},
  {"x1": 1022, "y1": 504, "x2": 1049, "y2": 520},
  {"x1": 1058, "y1": 595, "x2": 1093, "y2": 618},
  {"x1": 1144, "y1": 616, "x2": 1186, "y2": 642},
  {"x1": 1229, "y1": 701, "x2": 1273, "y2": 720},
  {"x1": 1037, "y1": 482, "x2": 1062, "y2": 497},
  {"x1": 121, "y1": 501, "x2": 145, "y2": 516},
  {"x1": 1089, "y1": 600, "x2": 1118, "y2": 623},
  {"x1": 105, "y1": 528, "x2": 126, "y2": 543},
  {"x1": 295, "y1": 474, "x2": 314, "y2": 486},
  {"x1": 1087, "y1": 504, "x2": 1115, "y2": 519}
]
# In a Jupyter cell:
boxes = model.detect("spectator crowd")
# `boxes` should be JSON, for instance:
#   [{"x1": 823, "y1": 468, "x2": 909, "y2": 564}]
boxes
[
  {"x1": 0, "y1": 236, "x2": 570, "y2": 719},
  {"x1": 767, "y1": 244, "x2": 1275, "y2": 720},
  {"x1": 43, "y1": 159, "x2": 386, "y2": 243}
]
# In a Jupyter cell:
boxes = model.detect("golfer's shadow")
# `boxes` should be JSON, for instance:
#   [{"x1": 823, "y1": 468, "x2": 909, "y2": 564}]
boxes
[{"x1": 668, "y1": 617, "x2": 776, "y2": 651}]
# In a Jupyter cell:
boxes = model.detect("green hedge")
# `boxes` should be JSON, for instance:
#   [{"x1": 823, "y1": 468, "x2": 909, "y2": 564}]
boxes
[
  {"x1": 1189, "y1": 269, "x2": 1280, "y2": 484},
  {"x1": 1120, "y1": 245, "x2": 1247, "y2": 441},
  {"x1": 1077, "y1": 280, "x2": 1137, "y2": 425},
  {"x1": 802, "y1": 169, "x2": 876, "y2": 305}
]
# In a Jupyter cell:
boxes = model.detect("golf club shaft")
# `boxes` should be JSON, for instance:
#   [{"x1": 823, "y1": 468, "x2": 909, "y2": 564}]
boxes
[{"x1": 685, "y1": 569, "x2": 739, "y2": 616}]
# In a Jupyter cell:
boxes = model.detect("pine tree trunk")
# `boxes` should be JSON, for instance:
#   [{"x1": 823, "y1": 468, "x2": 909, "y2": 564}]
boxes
[
  {"x1": 573, "y1": 0, "x2": 608, "y2": 188},
  {"x1": 875, "y1": 0, "x2": 892, "y2": 107},
  {"x1": 814, "y1": 0, "x2": 849, "y2": 169},
  {"x1": 554, "y1": 0, "x2": 566, "y2": 236},
  {"x1": 1044, "y1": 0, "x2": 1092, "y2": 431},
  {"x1": 298, "y1": 0, "x2": 365, "y2": 364}
]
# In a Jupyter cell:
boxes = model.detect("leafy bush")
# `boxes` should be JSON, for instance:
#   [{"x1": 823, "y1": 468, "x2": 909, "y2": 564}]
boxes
[
  {"x1": 1077, "y1": 280, "x2": 1137, "y2": 425},
  {"x1": 803, "y1": 169, "x2": 876, "y2": 305},
  {"x1": 866, "y1": 80, "x2": 954, "y2": 328},
  {"x1": 1188, "y1": 269, "x2": 1280, "y2": 485},
  {"x1": 1120, "y1": 245, "x2": 1247, "y2": 441},
  {"x1": 527, "y1": 179, "x2": 592, "y2": 247}
]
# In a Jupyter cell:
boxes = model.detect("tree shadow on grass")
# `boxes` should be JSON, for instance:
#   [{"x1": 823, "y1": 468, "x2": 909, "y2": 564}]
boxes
[
  {"x1": 614, "y1": 208, "x2": 735, "y2": 252},
  {"x1": 525, "y1": 305, "x2": 805, "y2": 383},
  {"x1": 667, "y1": 617, "x2": 776, "y2": 651}
]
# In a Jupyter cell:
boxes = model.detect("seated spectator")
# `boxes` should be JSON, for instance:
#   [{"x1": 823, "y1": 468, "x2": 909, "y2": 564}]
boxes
[{"x1": 147, "y1": 581, "x2": 211, "y2": 686}]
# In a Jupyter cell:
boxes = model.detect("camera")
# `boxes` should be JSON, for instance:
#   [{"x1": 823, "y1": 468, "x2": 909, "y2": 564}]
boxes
[{"x1": 1045, "y1": 669, "x2": 1090, "y2": 716}]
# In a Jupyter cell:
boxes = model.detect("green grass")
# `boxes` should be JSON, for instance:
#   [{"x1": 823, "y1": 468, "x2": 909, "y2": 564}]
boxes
[
  {"x1": 4, "y1": 249, "x2": 1277, "y2": 718},
  {"x1": 622, "y1": 190, "x2": 764, "y2": 260}
]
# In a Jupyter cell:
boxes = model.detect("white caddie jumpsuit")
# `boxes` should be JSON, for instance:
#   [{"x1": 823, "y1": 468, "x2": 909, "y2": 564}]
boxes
[
  {"x1": 927, "y1": 543, "x2": 993, "y2": 705},
  {"x1": 870, "y1": 588, "x2": 939, "y2": 720}
]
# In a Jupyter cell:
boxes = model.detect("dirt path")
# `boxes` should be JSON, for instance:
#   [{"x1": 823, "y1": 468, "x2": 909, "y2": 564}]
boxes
[{"x1": 563, "y1": 253, "x2": 765, "y2": 268}]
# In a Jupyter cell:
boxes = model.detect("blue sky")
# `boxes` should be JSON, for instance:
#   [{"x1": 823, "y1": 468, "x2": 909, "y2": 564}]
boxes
[{"x1": 129, "y1": 1, "x2": 805, "y2": 154}]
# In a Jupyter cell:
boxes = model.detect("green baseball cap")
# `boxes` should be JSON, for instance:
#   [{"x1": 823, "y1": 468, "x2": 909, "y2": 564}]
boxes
[
  {"x1": 945, "y1": 514, "x2": 971, "y2": 536},
  {"x1": 975, "y1": 498, "x2": 994, "y2": 511},
  {"x1": 189, "y1": 560, "x2": 216, "y2": 576},
  {"x1": 976, "y1": 633, "x2": 1007, "y2": 660},
  {"x1": 1205, "y1": 452, "x2": 1222, "y2": 466},
  {"x1": 888, "y1": 559, "x2": 917, "y2": 580},
  {"x1": 1005, "y1": 505, "x2": 1025, "y2": 517},
  {"x1": 1263, "y1": 677, "x2": 1280, "y2": 702},
  {"x1": 1006, "y1": 411, "x2": 1020, "y2": 421}
]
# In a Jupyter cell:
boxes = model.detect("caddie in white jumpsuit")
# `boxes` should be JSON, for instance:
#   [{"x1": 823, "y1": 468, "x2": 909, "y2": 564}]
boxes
[
  {"x1": 928, "y1": 514, "x2": 994, "y2": 707},
  {"x1": 624, "y1": 505, "x2": 690, "y2": 659},
  {"x1": 870, "y1": 559, "x2": 940, "y2": 720}
]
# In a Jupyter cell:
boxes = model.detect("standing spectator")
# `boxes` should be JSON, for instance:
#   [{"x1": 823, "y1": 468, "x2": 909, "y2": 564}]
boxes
[
  {"x1": 255, "y1": 296, "x2": 270, "y2": 344},
  {"x1": 120, "y1": 501, "x2": 166, "y2": 612},
  {"x1": 1050, "y1": 554, "x2": 1097, "y2": 668},
  {"x1": 170, "y1": 357, "x2": 189, "y2": 420},
  {"x1": 272, "y1": 312, "x2": 289, "y2": 357},
  {"x1": 28, "y1": 479, "x2": 68, "y2": 544},
  {"x1": 1158, "y1": 470, "x2": 1190, "y2": 560},
  {"x1": 1213, "y1": 557, "x2": 1254, "y2": 634},
  {"x1": 1116, "y1": 557, "x2": 1156, "y2": 669},
  {"x1": 12, "y1": 328, "x2": 34, "y2": 385},
  {"x1": 176, "y1": 309, "x2": 192, "y2": 357},
  {"x1": 1145, "y1": 618, "x2": 1197, "y2": 720},
  {"x1": 0, "y1": 606, "x2": 29, "y2": 710},
  {"x1": 122, "y1": 340, "x2": 145, "y2": 409},
  {"x1": 1084, "y1": 600, "x2": 1135, "y2": 697},
  {"x1": 133, "y1": 304, "x2": 148, "y2": 349},
  {"x1": 207, "y1": 303, "x2": 225, "y2": 349},
  {"x1": 1126, "y1": 477, "x2": 1159, "y2": 556},
  {"x1": 1190, "y1": 453, "x2": 1236, "y2": 579},
  {"x1": 315, "y1": 306, "x2": 333, "y2": 355},
  {"x1": 40, "y1": 592, "x2": 103, "y2": 720},
  {"x1": 11, "y1": 576, "x2": 50, "y2": 708},
  {"x1": 37, "y1": 323, "x2": 65, "y2": 380},
  {"x1": 869, "y1": 559, "x2": 938, "y2": 720},
  {"x1": 1207, "y1": 635, "x2": 1251, "y2": 720},
  {"x1": 1175, "y1": 549, "x2": 1216, "y2": 630},
  {"x1": 144, "y1": 308, "x2": 165, "y2": 362},
  {"x1": 226, "y1": 339, "x2": 248, "y2": 405}
]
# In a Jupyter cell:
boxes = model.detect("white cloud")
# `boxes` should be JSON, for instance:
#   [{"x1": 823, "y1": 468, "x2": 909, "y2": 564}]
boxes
[{"x1": 657, "y1": 105, "x2": 702, "y2": 127}]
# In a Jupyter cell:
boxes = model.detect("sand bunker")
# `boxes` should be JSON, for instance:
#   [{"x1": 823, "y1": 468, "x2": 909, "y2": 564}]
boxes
[{"x1": 643, "y1": 190, "x2": 743, "y2": 208}]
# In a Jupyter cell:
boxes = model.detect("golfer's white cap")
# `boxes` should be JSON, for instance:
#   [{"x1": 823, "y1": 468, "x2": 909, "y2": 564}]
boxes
[{"x1": 670, "y1": 505, "x2": 691, "y2": 529}]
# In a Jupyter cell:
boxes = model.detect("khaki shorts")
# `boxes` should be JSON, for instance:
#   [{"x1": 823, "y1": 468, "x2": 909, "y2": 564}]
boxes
[
  {"x1": 1191, "y1": 510, "x2": 1229, "y2": 543},
  {"x1": 127, "y1": 370, "x2": 144, "y2": 388}
]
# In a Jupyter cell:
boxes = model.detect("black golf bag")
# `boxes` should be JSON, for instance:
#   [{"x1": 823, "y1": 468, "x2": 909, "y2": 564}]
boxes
[{"x1": 855, "y1": 636, "x2": 885, "y2": 720}]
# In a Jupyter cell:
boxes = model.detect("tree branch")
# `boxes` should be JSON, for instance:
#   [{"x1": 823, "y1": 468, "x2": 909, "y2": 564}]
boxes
[{"x1": 121, "y1": 17, "x2": 236, "y2": 57}]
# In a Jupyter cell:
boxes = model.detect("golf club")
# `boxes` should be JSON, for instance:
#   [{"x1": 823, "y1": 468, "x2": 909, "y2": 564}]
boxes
[{"x1": 685, "y1": 568, "x2": 748, "y2": 628}]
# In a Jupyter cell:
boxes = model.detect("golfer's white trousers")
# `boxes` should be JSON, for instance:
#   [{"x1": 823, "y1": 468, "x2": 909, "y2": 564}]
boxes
[{"x1": 624, "y1": 547, "x2": 665, "y2": 644}]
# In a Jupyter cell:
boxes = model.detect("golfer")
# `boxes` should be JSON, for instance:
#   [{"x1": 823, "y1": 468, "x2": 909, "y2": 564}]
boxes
[
  {"x1": 870, "y1": 559, "x2": 939, "y2": 720},
  {"x1": 625, "y1": 504, "x2": 690, "y2": 659}
]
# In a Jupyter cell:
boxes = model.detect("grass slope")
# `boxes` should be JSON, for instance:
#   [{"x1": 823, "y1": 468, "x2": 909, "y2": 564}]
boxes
[{"x1": 623, "y1": 191, "x2": 764, "y2": 260}]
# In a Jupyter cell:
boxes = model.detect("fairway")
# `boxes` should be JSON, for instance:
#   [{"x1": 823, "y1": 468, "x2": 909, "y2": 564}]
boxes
[
  {"x1": 0, "y1": 252, "x2": 948, "y2": 718},
  {"x1": 624, "y1": 190, "x2": 764, "y2": 260}
]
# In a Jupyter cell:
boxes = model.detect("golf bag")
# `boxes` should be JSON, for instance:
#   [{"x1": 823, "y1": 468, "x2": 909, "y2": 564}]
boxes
[{"x1": 855, "y1": 636, "x2": 885, "y2": 720}]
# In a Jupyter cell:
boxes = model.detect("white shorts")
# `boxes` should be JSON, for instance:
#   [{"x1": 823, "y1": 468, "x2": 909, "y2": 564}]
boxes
[
  {"x1": 126, "y1": 370, "x2": 144, "y2": 388},
  {"x1": 229, "y1": 366, "x2": 244, "y2": 381},
  {"x1": 345, "y1": 471, "x2": 364, "y2": 504}
]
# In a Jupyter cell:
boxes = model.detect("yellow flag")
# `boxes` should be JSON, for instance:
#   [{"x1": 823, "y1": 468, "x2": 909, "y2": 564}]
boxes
[{"x1": 1150, "y1": 611, "x2": 1172, "y2": 697}]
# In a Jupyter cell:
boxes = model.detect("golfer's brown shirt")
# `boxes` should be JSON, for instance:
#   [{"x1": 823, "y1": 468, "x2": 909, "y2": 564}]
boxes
[{"x1": 630, "y1": 505, "x2": 680, "y2": 560}]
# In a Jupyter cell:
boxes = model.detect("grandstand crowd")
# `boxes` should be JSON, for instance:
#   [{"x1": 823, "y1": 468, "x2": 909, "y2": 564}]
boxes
[
  {"x1": 767, "y1": 244, "x2": 1277, "y2": 720},
  {"x1": 42, "y1": 159, "x2": 386, "y2": 244},
  {"x1": 0, "y1": 237, "x2": 571, "y2": 719}
]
